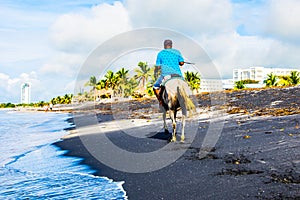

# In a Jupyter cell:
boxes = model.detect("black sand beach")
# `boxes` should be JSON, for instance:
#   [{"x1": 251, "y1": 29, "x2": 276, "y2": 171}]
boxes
[{"x1": 55, "y1": 86, "x2": 300, "y2": 200}]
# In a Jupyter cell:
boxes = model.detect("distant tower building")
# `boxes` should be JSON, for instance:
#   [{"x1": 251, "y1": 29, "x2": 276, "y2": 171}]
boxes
[{"x1": 21, "y1": 83, "x2": 31, "y2": 104}]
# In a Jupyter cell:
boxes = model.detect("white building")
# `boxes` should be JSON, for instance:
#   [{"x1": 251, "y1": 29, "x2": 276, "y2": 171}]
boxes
[
  {"x1": 233, "y1": 67, "x2": 300, "y2": 84},
  {"x1": 200, "y1": 79, "x2": 223, "y2": 92},
  {"x1": 198, "y1": 67, "x2": 299, "y2": 92},
  {"x1": 21, "y1": 83, "x2": 31, "y2": 104},
  {"x1": 222, "y1": 79, "x2": 234, "y2": 90}
]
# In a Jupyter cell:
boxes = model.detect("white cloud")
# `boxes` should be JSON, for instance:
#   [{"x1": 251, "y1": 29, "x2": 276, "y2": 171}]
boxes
[
  {"x1": 43, "y1": 1, "x2": 133, "y2": 92},
  {"x1": 233, "y1": 0, "x2": 300, "y2": 44},
  {"x1": 200, "y1": 31, "x2": 300, "y2": 78},
  {"x1": 50, "y1": 2, "x2": 132, "y2": 53},
  {"x1": 126, "y1": 0, "x2": 233, "y2": 36},
  {"x1": 262, "y1": 0, "x2": 300, "y2": 43},
  {"x1": 39, "y1": 53, "x2": 85, "y2": 76}
]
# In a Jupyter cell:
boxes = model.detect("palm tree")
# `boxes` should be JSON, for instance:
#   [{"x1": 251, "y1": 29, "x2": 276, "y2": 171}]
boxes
[
  {"x1": 95, "y1": 79, "x2": 110, "y2": 99},
  {"x1": 124, "y1": 78, "x2": 139, "y2": 97},
  {"x1": 96, "y1": 79, "x2": 107, "y2": 90},
  {"x1": 50, "y1": 97, "x2": 56, "y2": 105},
  {"x1": 134, "y1": 62, "x2": 152, "y2": 93},
  {"x1": 184, "y1": 71, "x2": 201, "y2": 93},
  {"x1": 290, "y1": 71, "x2": 300, "y2": 85},
  {"x1": 104, "y1": 70, "x2": 118, "y2": 97},
  {"x1": 277, "y1": 75, "x2": 291, "y2": 86},
  {"x1": 55, "y1": 96, "x2": 61, "y2": 104},
  {"x1": 85, "y1": 76, "x2": 98, "y2": 102},
  {"x1": 63, "y1": 94, "x2": 73, "y2": 104},
  {"x1": 264, "y1": 73, "x2": 278, "y2": 87},
  {"x1": 146, "y1": 67, "x2": 156, "y2": 96},
  {"x1": 116, "y1": 67, "x2": 129, "y2": 96},
  {"x1": 234, "y1": 80, "x2": 245, "y2": 89}
]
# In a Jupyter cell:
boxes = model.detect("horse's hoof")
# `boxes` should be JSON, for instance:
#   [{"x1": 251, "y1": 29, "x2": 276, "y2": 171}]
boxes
[
  {"x1": 170, "y1": 136, "x2": 177, "y2": 142},
  {"x1": 180, "y1": 136, "x2": 185, "y2": 143}
]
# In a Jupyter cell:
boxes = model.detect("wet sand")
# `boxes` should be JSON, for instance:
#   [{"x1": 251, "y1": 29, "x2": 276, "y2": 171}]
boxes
[{"x1": 55, "y1": 86, "x2": 300, "y2": 199}]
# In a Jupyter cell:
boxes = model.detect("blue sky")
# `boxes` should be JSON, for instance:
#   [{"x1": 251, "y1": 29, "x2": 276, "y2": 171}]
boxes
[{"x1": 1, "y1": 0, "x2": 300, "y2": 103}]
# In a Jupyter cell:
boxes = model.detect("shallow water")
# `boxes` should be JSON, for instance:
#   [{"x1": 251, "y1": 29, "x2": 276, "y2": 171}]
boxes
[{"x1": 0, "y1": 110, "x2": 126, "y2": 199}]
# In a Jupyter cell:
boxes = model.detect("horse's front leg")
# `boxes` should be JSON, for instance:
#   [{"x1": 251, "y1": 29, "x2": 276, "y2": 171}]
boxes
[
  {"x1": 181, "y1": 114, "x2": 186, "y2": 143},
  {"x1": 169, "y1": 110, "x2": 176, "y2": 142}
]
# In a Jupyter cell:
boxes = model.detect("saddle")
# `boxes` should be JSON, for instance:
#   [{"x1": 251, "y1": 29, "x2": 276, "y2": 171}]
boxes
[{"x1": 161, "y1": 74, "x2": 184, "y2": 87}]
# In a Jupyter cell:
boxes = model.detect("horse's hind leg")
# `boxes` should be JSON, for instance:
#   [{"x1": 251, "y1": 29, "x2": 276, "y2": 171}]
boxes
[
  {"x1": 181, "y1": 114, "x2": 186, "y2": 142},
  {"x1": 163, "y1": 110, "x2": 169, "y2": 134},
  {"x1": 169, "y1": 110, "x2": 177, "y2": 142}
]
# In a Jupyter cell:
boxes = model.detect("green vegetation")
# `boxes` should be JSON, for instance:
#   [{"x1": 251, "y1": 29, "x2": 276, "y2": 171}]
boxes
[
  {"x1": 290, "y1": 71, "x2": 300, "y2": 85},
  {"x1": 264, "y1": 71, "x2": 300, "y2": 87},
  {"x1": 78, "y1": 69, "x2": 300, "y2": 101},
  {"x1": 239, "y1": 79, "x2": 259, "y2": 84},
  {"x1": 78, "y1": 62, "x2": 201, "y2": 102},
  {"x1": 234, "y1": 79, "x2": 258, "y2": 90},
  {"x1": 234, "y1": 81, "x2": 245, "y2": 89},
  {"x1": 0, "y1": 103, "x2": 16, "y2": 108},
  {"x1": 184, "y1": 71, "x2": 201, "y2": 93},
  {"x1": 234, "y1": 71, "x2": 300, "y2": 90},
  {"x1": 1, "y1": 101, "x2": 45, "y2": 108},
  {"x1": 84, "y1": 76, "x2": 98, "y2": 102},
  {"x1": 264, "y1": 73, "x2": 278, "y2": 87},
  {"x1": 134, "y1": 62, "x2": 152, "y2": 93},
  {"x1": 50, "y1": 94, "x2": 73, "y2": 105},
  {"x1": 0, "y1": 94, "x2": 74, "y2": 109}
]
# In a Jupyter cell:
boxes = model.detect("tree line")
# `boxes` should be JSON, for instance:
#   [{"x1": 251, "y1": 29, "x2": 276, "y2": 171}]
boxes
[
  {"x1": 76, "y1": 61, "x2": 201, "y2": 102},
  {"x1": 0, "y1": 94, "x2": 74, "y2": 108}
]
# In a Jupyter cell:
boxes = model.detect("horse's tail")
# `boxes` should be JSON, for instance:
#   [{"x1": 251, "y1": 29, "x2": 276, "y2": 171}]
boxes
[{"x1": 178, "y1": 86, "x2": 196, "y2": 116}]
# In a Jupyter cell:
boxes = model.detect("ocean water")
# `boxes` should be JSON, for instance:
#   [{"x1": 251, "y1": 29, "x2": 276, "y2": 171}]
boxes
[{"x1": 0, "y1": 110, "x2": 126, "y2": 199}]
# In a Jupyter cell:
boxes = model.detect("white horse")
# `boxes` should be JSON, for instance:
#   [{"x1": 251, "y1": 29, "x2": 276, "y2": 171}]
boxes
[{"x1": 160, "y1": 78, "x2": 196, "y2": 142}]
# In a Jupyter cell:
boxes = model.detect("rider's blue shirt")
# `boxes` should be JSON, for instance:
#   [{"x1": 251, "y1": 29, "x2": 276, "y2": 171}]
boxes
[{"x1": 156, "y1": 48, "x2": 184, "y2": 77}]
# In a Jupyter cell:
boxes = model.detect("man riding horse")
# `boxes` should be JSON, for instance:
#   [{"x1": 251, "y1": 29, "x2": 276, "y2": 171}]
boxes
[{"x1": 153, "y1": 39, "x2": 185, "y2": 106}]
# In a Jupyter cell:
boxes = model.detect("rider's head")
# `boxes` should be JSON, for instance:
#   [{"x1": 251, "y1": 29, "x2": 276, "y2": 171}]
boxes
[{"x1": 164, "y1": 39, "x2": 172, "y2": 49}]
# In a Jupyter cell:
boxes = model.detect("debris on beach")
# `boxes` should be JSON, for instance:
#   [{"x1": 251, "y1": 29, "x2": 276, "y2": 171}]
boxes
[
  {"x1": 225, "y1": 86, "x2": 300, "y2": 117},
  {"x1": 243, "y1": 135, "x2": 251, "y2": 139}
]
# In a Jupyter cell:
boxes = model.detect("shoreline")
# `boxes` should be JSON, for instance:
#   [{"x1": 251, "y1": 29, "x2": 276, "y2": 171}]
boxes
[{"x1": 0, "y1": 105, "x2": 74, "y2": 113}]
